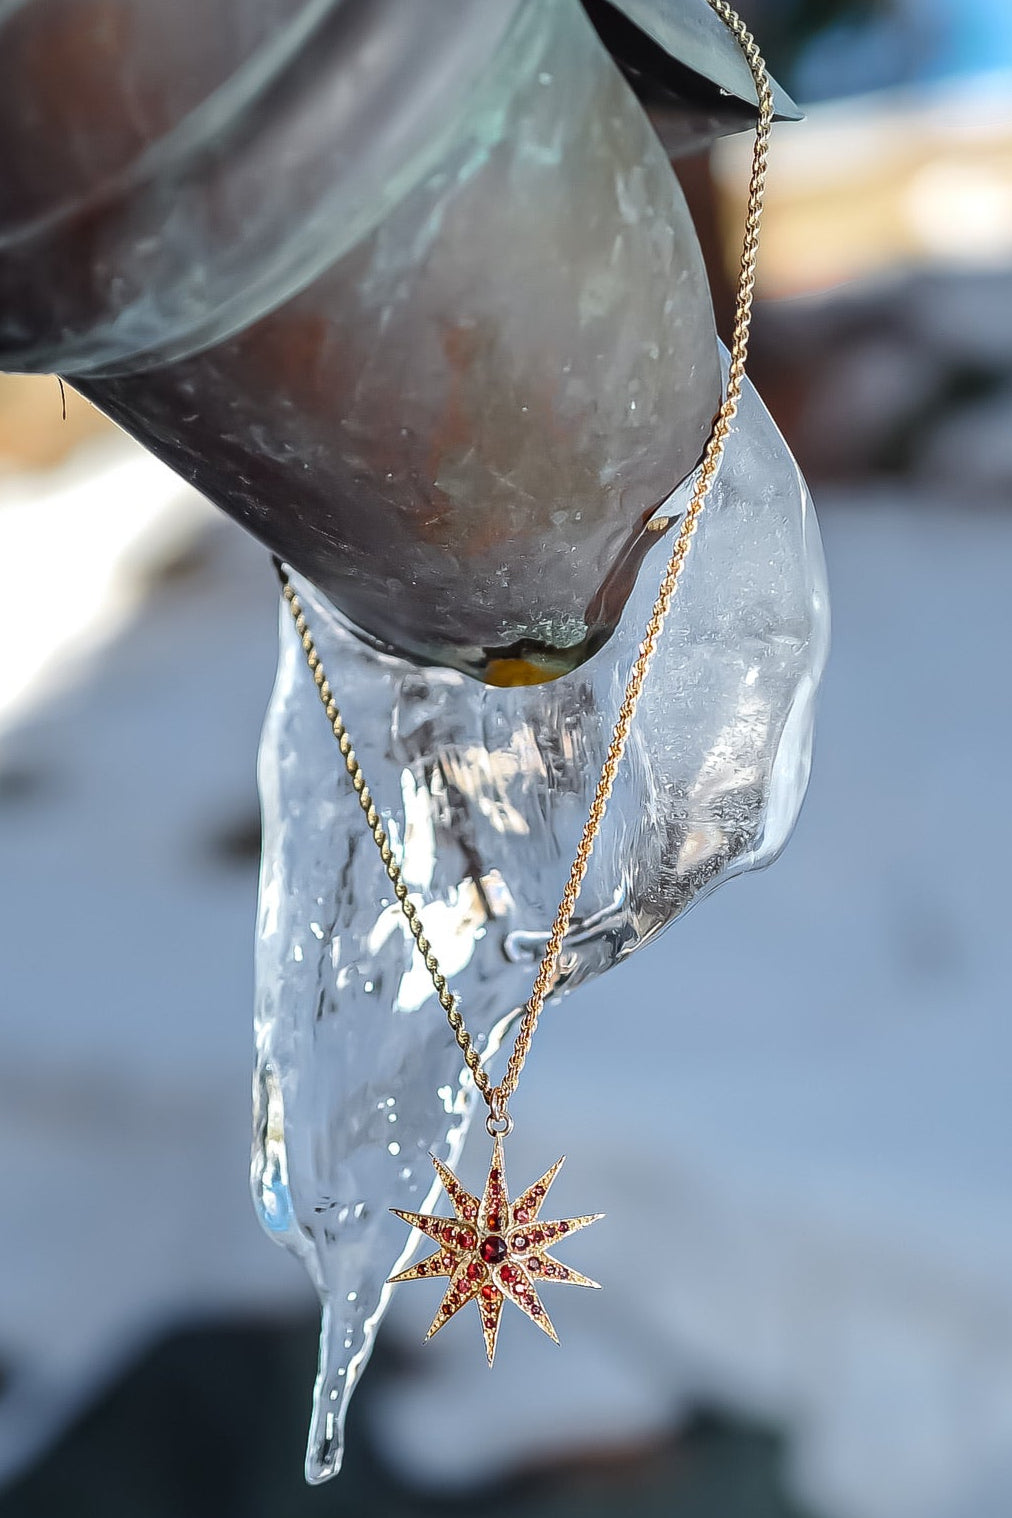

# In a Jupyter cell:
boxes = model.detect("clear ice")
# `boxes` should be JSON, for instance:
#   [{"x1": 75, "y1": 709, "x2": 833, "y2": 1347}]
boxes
[{"x1": 251, "y1": 363, "x2": 829, "y2": 1481}]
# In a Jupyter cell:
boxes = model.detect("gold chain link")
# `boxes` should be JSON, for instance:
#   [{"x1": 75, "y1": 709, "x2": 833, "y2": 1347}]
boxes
[{"x1": 280, "y1": 0, "x2": 774, "y2": 1125}]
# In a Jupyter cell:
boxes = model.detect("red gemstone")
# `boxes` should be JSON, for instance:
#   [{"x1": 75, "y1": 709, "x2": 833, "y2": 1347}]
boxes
[
  {"x1": 511, "y1": 1233, "x2": 529, "y2": 1252},
  {"x1": 558, "y1": 1222, "x2": 569, "y2": 1232},
  {"x1": 416, "y1": 1262, "x2": 427, "y2": 1274},
  {"x1": 466, "y1": 1261, "x2": 482, "y2": 1281},
  {"x1": 441, "y1": 1225, "x2": 456, "y2": 1244},
  {"x1": 490, "y1": 1169, "x2": 500, "y2": 1183},
  {"x1": 531, "y1": 1231, "x2": 543, "y2": 1245},
  {"x1": 514, "y1": 1207, "x2": 530, "y2": 1224},
  {"x1": 480, "y1": 1283, "x2": 496, "y2": 1301},
  {"x1": 486, "y1": 1214, "x2": 500, "y2": 1231},
  {"x1": 499, "y1": 1264, "x2": 520, "y2": 1285},
  {"x1": 527, "y1": 1258, "x2": 541, "y2": 1273},
  {"x1": 457, "y1": 1229, "x2": 476, "y2": 1250},
  {"x1": 441, "y1": 1252, "x2": 453, "y2": 1268},
  {"x1": 480, "y1": 1235, "x2": 508, "y2": 1264},
  {"x1": 464, "y1": 1206, "x2": 476, "y2": 1220}
]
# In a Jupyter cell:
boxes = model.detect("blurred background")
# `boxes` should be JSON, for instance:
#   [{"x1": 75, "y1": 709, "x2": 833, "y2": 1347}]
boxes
[{"x1": 1, "y1": 1, "x2": 1011, "y2": 1515}]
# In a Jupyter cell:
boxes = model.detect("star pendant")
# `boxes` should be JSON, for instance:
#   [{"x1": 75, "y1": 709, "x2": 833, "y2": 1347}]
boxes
[{"x1": 388, "y1": 1135, "x2": 602, "y2": 1365}]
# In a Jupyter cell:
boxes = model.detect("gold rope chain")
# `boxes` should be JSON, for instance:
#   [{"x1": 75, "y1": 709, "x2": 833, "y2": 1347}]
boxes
[{"x1": 279, "y1": 0, "x2": 773, "y2": 1136}]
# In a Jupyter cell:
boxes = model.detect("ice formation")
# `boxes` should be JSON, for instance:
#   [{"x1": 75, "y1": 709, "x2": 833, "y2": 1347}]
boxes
[{"x1": 252, "y1": 362, "x2": 829, "y2": 1481}]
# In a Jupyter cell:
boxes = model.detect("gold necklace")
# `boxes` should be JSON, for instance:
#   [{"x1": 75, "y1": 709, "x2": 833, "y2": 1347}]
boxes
[{"x1": 278, "y1": 0, "x2": 773, "y2": 1367}]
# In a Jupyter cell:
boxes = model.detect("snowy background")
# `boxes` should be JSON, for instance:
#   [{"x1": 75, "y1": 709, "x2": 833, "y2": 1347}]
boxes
[
  {"x1": 1, "y1": 7, "x2": 1012, "y2": 1518},
  {"x1": 2, "y1": 300, "x2": 1011, "y2": 1518}
]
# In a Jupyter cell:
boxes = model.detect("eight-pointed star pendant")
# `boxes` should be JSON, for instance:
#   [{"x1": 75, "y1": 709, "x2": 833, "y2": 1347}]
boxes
[{"x1": 388, "y1": 1135, "x2": 603, "y2": 1365}]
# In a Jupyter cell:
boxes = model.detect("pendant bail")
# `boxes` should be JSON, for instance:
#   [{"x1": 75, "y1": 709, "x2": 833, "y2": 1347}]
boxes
[{"x1": 485, "y1": 1093, "x2": 513, "y2": 1138}]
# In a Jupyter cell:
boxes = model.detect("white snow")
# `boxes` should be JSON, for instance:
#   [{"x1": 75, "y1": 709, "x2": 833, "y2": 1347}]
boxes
[
  {"x1": 375, "y1": 490, "x2": 1012, "y2": 1518},
  {"x1": 2, "y1": 443, "x2": 1012, "y2": 1518},
  {"x1": 0, "y1": 442, "x2": 313, "y2": 1481}
]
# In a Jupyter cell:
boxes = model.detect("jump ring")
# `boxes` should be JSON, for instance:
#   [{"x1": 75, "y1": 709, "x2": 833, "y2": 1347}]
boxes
[{"x1": 485, "y1": 1111, "x2": 514, "y2": 1138}]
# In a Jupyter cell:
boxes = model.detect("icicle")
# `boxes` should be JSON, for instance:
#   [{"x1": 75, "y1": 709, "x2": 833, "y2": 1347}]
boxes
[{"x1": 251, "y1": 362, "x2": 829, "y2": 1481}]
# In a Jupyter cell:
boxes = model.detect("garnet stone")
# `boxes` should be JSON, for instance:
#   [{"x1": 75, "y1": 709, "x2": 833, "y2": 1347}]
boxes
[{"x1": 480, "y1": 1234, "x2": 508, "y2": 1265}]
